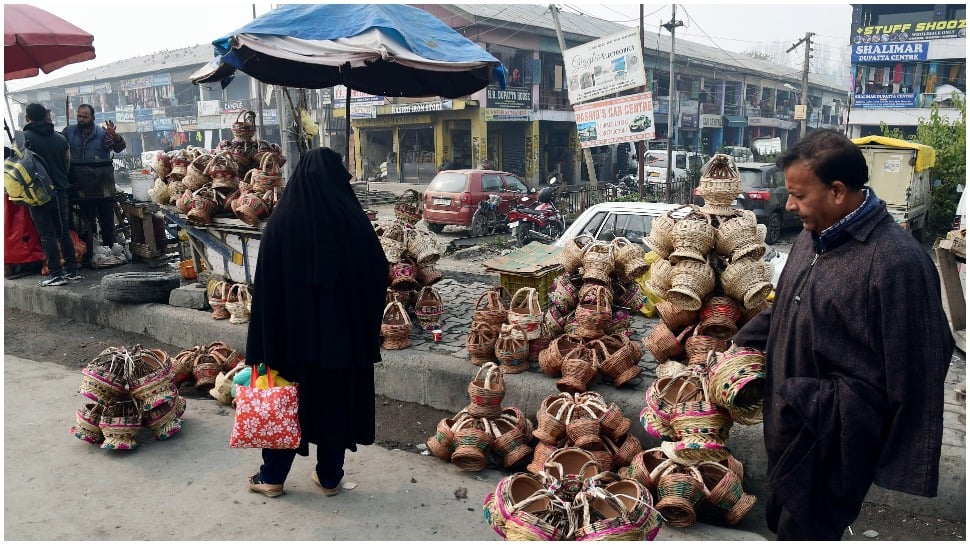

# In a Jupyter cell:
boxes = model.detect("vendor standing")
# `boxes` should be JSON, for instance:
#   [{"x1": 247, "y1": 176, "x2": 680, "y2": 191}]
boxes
[{"x1": 63, "y1": 104, "x2": 126, "y2": 259}]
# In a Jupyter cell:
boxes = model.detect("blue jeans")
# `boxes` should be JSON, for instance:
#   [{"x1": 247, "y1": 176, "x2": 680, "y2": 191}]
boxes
[
  {"x1": 28, "y1": 190, "x2": 78, "y2": 278},
  {"x1": 259, "y1": 445, "x2": 345, "y2": 487}
]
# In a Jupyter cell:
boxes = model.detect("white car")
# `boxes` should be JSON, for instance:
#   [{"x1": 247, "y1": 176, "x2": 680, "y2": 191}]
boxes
[{"x1": 555, "y1": 201, "x2": 787, "y2": 285}]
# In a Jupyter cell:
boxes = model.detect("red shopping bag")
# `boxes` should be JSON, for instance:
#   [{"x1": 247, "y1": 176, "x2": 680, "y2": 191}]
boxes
[{"x1": 229, "y1": 365, "x2": 301, "y2": 449}]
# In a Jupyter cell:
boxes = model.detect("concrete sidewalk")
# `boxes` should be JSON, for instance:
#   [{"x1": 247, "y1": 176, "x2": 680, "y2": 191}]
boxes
[{"x1": 3, "y1": 261, "x2": 966, "y2": 524}]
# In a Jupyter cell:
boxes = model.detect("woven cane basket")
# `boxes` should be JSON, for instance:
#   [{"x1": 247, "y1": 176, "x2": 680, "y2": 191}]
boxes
[
  {"x1": 698, "y1": 460, "x2": 757, "y2": 526},
  {"x1": 560, "y1": 234, "x2": 594, "y2": 274},
  {"x1": 451, "y1": 417, "x2": 494, "y2": 472},
  {"x1": 581, "y1": 242, "x2": 614, "y2": 284},
  {"x1": 655, "y1": 465, "x2": 706, "y2": 528},
  {"x1": 707, "y1": 347, "x2": 766, "y2": 425},
  {"x1": 669, "y1": 211, "x2": 716, "y2": 264},
  {"x1": 472, "y1": 290, "x2": 508, "y2": 328},
  {"x1": 466, "y1": 362, "x2": 506, "y2": 418},
  {"x1": 466, "y1": 321, "x2": 499, "y2": 366},
  {"x1": 380, "y1": 301, "x2": 412, "y2": 350},
  {"x1": 666, "y1": 259, "x2": 716, "y2": 312},
  {"x1": 611, "y1": 236, "x2": 649, "y2": 281},
  {"x1": 721, "y1": 258, "x2": 774, "y2": 310}
]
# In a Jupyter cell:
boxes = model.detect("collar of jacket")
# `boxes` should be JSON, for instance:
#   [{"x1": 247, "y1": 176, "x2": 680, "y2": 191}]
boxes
[{"x1": 812, "y1": 187, "x2": 886, "y2": 253}]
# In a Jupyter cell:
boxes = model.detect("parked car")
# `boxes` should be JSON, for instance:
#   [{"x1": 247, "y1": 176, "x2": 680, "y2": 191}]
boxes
[
  {"x1": 692, "y1": 162, "x2": 800, "y2": 244},
  {"x1": 556, "y1": 201, "x2": 787, "y2": 285},
  {"x1": 422, "y1": 169, "x2": 535, "y2": 233}
]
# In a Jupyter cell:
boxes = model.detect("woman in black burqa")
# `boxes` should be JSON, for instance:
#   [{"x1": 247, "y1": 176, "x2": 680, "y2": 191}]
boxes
[{"x1": 244, "y1": 147, "x2": 388, "y2": 497}]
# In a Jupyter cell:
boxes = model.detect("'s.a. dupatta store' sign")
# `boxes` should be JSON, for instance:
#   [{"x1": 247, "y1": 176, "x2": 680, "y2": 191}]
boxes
[
  {"x1": 573, "y1": 92, "x2": 655, "y2": 148},
  {"x1": 563, "y1": 27, "x2": 646, "y2": 104},
  {"x1": 485, "y1": 86, "x2": 532, "y2": 109}
]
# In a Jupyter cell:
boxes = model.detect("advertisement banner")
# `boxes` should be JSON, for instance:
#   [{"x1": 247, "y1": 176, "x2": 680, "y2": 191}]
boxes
[
  {"x1": 851, "y1": 41, "x2": 930, "y2": 63},
  {"x1": 853, "y1": 18, "x2": 966, "y2": 43},
  {"x1": 700, "y1": 114, "x2": 722, "y2": 129},
  {"x1": 485, "y1": 86, "x2": 532, "y2": 109},
  {"x1": 78, "y1": 84, "x2": 94, "y2": 94},
  {"x1": 152, "y1": 73, "x2": 172, "y2": 86},
  {"x1": 262, "y1": 109, "x2": 278, "y2": 125},
  {"x1": 116, "y1": 110, "x2": 135, "y2": 123},
  {"x1": 222, "y1": 99, "x2": 248, "y2": 113},
  {"x1": 93, "y1": 82, "x2": 111, "y2": 94},
  {"x1": 680, "y1": 113, "x2": 698, "y2": 130},
  {"x1": 852, "y1": 93, "x2": 918, "y2": 108},
  {"x1": 135, "y1": 108, "x2": 154, "y2": 122},
  {"x1": 573, "y1": 92, "x2": 655, "y2": 148},
  {"x1": 153, "y1": 118, "x2": 174, "y2": 131},
  {"x1": 333, "y1": 85, "x2": 385, "y2": 105},
  {"x1": 483, "y1": 108, "x2": 531, "y2": 122},
  {"x1": 120, "y1": 76, "x2": 151, "y2": 91},
  {"x1": 350, "y1": 105, "x2": 377, "y2": 119},
  {"x1": 95, "y1": 112, "x2": 116, "y2": 123},
  {"x1": 564, "y1": 27, "x2": 647, "y2": 104},
  {"x1": 197, "y1": 116, "x2": 222, "y2": 130},
  {"x1": 198, "y1": 100, "x2": 221, "y2": 116},
  {"x1": 136, "y1": 120, "x2": 154, "y2": 132},
  {"x1": 390, "y1": 100, "x2": 452, "y2": 114}
]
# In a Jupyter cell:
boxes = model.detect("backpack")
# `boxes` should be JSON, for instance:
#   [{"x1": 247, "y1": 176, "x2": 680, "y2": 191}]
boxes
[{"x1": 4, "y1": 130, "x2": 55, "y2": 206}]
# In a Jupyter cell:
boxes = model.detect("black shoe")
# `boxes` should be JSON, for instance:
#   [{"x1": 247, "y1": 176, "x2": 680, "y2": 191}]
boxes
[
  {"x1": 39, "y1": 275, "x2": 68, "y2": 287},
  {"x1": 64, "y1": 272, "x2": 84, "y2": 283}
]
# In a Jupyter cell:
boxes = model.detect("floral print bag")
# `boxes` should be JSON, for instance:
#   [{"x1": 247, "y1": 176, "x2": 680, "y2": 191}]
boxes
[{"x1": 229, "y1": 365, "x2": 301, "y2": 449}]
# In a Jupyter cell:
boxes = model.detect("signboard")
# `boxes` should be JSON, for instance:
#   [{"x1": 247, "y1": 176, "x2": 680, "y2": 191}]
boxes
[
  {"x1": 485, "y1": 86, "x2": 532, "y2": 109},
  {"x1": 222, "y1": 99, "x2": 247, "y2": 113},
  {"x1": 152, "y1": 73, "x2": 172, "y2": 87},
  {"x1": 93, "y1": 82, "x2": 111, "y2": 94},
  {"x1": 851, "y1": 41, "x2": 930, "y2": 63},
  {"x1": 116, "y1": 109, "x2": 135, "y2": 123},
  {"x1": 153, "y1": 118, "x2": 174, "y2": 131},
  {"x1": 390, "y1": 100, "x2": 452, "y2": 114},
  {"x1": 197, "y1": 100, "x2": 220, "y2": 116},
  {"x1": 78, "y1": 84, "x2": 94, "y2": 94},
  {"x1": 483, "y1": 109, "x2": 531, "y2": 122},
  {"x1": 151, "y1": 107, "x2": 167, "y2": 118},
  {"x1": 350, "y1": 105, "x2": 377, "y2": 119},
  {"x1": 136, "y1": 120, "x2": 154, "y2": 132},
  {"x1": 262, "y1": 108, "x2": 278, "y2": 125},
  {"x1": 353, "y1": 114, "x2": 432, "y2": 128},
  {"x1": 197, "y1": 116, "x2": 221, "y2": 130},
  {"x1": 572, "y1": 92, "x2": 655, "y2": 148},
  {"x1": 747, "y1": 116, "x2": 782, "y2": 128},
  {"x1": 563, "y1": 27, "x2": 646, "y2": 104},
  {"x1": 794, "y1": 105, "x2": 807, "y2": 120},
  {"x1": 134, "y1": 108, "x2": 154, "y2": 122},
  {"x1": 653, "y1": 96, "x2": 669, "y2": 115},
  {"x1": 852, "y1": 93, "x2": 918, "y2": 108},
  {"x1": 95, "y1": 112, "x2": 116, "y2": 123},
  {"x1": 120, "y1": 76, "x2": 151, "y2": 91},
  {"x1": 333, "y1": 85, "x2": 385, "y2": 105},
  {"x1": 680, "y1": 113, "x2": 698, "y2": 130},
  {"x1": 700, "y1": 114, "x2": 722, "y2": 128},
  {"x1": 853, "y1": 18, "x2": 966, "y2": 43}
]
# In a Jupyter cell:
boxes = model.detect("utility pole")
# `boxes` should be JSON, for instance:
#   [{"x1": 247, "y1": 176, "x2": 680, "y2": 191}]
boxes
[
  {"x1": 550, "y1": 4, "x2": 598, "y2": 192},
  {"x1": 661, "y1": 5, "x2": 683, "y2": 201},
  {"x1": 637, "y1": 4, "x2": 645, "y2": 198},
  {"x1": 787, "y1": 32, "x2": 813, "y2": 139}
]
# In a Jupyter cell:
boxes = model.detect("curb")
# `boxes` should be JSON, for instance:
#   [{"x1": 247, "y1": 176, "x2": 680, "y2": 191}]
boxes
[{"x1": 4, "y1": 266, "x2": 965, "y2": 522}]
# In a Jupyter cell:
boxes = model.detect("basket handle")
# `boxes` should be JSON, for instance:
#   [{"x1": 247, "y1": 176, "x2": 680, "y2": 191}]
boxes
[
  {"x1": 474, "y1": 290, "x2": 503, "y2": 312},
  {"x1": 509, "y1": 287, "x2": 534, "y2": 312}
]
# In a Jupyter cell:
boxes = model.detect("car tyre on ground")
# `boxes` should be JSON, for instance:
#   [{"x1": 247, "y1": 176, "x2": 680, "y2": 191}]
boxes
[
  {"x1": 426, "y1": 222, "x2": 445, "y2": 234},
  {"x1": 764, "y1": 212, "x2": 783, "y2": 245},
  {"x1": 101, "y1": 272, "x2": 180, "y2": 304}
]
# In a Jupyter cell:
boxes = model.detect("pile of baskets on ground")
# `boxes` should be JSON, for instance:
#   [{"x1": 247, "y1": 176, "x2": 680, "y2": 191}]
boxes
[
  {"x1": 147, "y1": 110, "x2": 286, "y2": 227},
  {"x1": 632, "y1": 345, "x2": 765, "y2": 528},
  {"x1": 205, "y1": 279, "x2": 252, "y2": 324},
  {"x1": 170, "y1": 341, "x2": 245, "y2": 393},
  {"x1": 483, "y1": 446, "x2": 663, "y2": 541},
  {"x1": 466, "y1": 286, "x2": 551, "y2": 374},
  {"x1": 426, "y1": 363, "x2": 535, "y2": 472},
  {"x1": 378, "y1": 206, "x2": 446, "y2": 348},
  {"x1": 73, "y1": 345, "x2": 185, "y2": 449}
]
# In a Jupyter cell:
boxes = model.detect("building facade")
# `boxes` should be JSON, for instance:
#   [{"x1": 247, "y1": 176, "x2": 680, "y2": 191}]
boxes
[{"x1": 846, "y1": 4, "x2": 966, "y2": 138}]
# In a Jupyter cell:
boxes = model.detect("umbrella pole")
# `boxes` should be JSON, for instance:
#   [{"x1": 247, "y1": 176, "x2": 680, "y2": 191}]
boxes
[{"x1": 342, "y1": 63, "x2": 365, "y2": 210}]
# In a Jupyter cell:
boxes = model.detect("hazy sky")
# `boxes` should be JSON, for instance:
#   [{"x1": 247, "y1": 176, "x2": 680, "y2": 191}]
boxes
[{"x1": 5, "y1": 1, "x2": 854, "y2": 91}]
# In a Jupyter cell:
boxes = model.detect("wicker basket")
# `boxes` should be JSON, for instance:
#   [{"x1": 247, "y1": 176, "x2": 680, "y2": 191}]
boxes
[
  {"x1": 642, "y1": 374, "x2": 704, "y2": 441},
  {"x1": 406, "y1": 228, "x2": 441, "y2": 266},
  {"x1": 574, "y1": 284, "x2": 612, "y2": 339},
  {"x1": 643, "y1": 321, "x2": 689, "y2": 362},
  {"x1": 666, "y1": 258, "x2": 716, "y2": 312},
  {"x1": 611, "y1": 236, "x2": 649, "y2": 281},
  {"x1": 540, "y1": 447, "x2": 602, "y2": 501},
  {"x1": 721, "y1": 258, "x2": 774, "y2": 309},
  {"x1": 225, "y1": 283, "x2": 251, "y2": 324},
  {"x1": 560, "y1": 234, "x2": 594, "y2": 273},
  {"x1": 538, "y1": 334, "x2": 579, "y2": 378},
  {"x1": 591, "y1": 336, "x2": 641, "y2": 387},
  {"x1": 698, "y1": 460, "x2": 757, "y2": 526},
  {"x1": 618, "y1": 447, "x2": 677, "y2": 494},
  {"x1": 380, "y1": 301, "x2": 412, "y2": 350},
  {"x1": 645, "y1": 212, "x2": 676, "y2": 259},
  {"x1": 472, "y1": 290, "x2": 508, "y2": 328},
  {"x1": 428, "y1": 411, "x2": 470, "y2": 461},
  {"x1": 451, "y1": 417, "x2": 494, "y2": 472},
  {"x1": 466, "y1": 321, "x2": 498, "y2": 366},
  {"x1": 707, "y1": 347, "x2": 766, "y2": 425},
  {"x1": 655, "y1": 465, "x2": 706, "y2": 527},
  {"x1": 670, "y1": 397, "x2": 734, "y2": 462},
  {"x1": 495, "y1": 324, "x2": 530, "y2": 374},
  {"x1": 596, "y1": 401, "x2": 632, "y2": 442},
  {"x1": 556, "y1": 346, "x2": 598, "y2": 393},
  {"x1": 465, "y1": 362, "x2": 506, "y2": 418},
  {"x1": 413, "y1": 286, "x2": 444, "y2": 329},
  {"x1": 250, "y1": 153, "x2": 283, "y2": 194},
  {"x1": 646, "y1": 258, "x2": 675, "y2": 298},
  {"x1": 684, "y1": 333, "x2": 729, "y2": 367},
  {"x1": 533, "y1": 393, "x2": 572, "y2": 445},
  {"x1": 581, "y1": 242, "x2": 614, "y2": 284},
  {"x1": 183, "y1": 153, "x2": 213, "y2": 191},
  {"x1": 549, "y1": 272, "x2": 579, "y2": 310},
  {"x1": 99, "y1": 400, "x2": 142, "y2": 450},
  {"x1": 169, "y1": 150, "x2": 191, "y2": 179},
  {"x1": 714, "y1": 214, "x2": 758, "y2": 257},
  {"x1": 187, "y1": 187, "x2": 220, "y2": 224},
  {"x1": 151, "y1": 151, "x2": 172, "y2": 179},
  {"x1": 204, "y1": 150, "x2": 239, "y2": 189},
  {"x1": 696, "y1": 313, "x2": 739, "y2": 340},
  {"x1": 490, "y1": 416, "x2": 534, "y2": 469},
  {"x1": 508, "y1": 287, "x2": 543, "y2": 341},
  {"x1": 670, "y1": 210, "x2": 715, "y2": 264},
  {"x1": 415, "y1": 263, "x2": 443, "y2": 286},
  {"x1": 656, "y1": 300, "x2": 699, "y2": 332},
  {"x1": 231, "y1": 110, "x2": 257, "y2": 141},
  {"x1": 72, "y1": 403, "x2": 106, "y2": 444},
  {"x1": 394, "y1": 189, "x2": 423, "y2": 225}
]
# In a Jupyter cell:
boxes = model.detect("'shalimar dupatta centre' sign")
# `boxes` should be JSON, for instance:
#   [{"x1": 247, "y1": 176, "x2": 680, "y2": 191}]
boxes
[
  {"x1": 563, "y1": 27, "x2": 646, "y2": 104},
  {"x1": 573, "y1": 92, "x2": 655, "y2": 148}
]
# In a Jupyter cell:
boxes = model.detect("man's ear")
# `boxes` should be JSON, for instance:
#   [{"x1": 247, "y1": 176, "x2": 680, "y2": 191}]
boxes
[{"x1": 829, "y1": 180, "x2": 849, "y2": 204}]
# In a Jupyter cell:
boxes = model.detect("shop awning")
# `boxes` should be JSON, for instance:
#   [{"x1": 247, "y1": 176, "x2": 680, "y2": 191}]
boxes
[{"x1": 723, "y1": 115, "x2": 747, "y2": 127}]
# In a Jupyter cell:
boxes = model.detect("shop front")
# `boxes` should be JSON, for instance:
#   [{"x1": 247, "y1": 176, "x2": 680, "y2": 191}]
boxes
[
  {"x1": 700, "y1": 114, "x2": 725, "y2": 156},
  {"x1": 722, "y1": 115, "x2": 748, "y2": 148},
  {"x1": 745, "y1": 116, "x2": 782, "y2": 145}
]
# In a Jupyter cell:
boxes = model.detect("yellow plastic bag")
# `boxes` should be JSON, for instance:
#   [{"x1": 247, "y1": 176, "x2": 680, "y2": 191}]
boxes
[{"x1": 634, "y1": 250, "x2": 664, "y2": 317}]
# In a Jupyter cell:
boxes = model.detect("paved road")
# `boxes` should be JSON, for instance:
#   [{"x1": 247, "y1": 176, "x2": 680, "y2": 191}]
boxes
[{"x1": 4, "y1": 355, "x2": 765, "y2": 541}]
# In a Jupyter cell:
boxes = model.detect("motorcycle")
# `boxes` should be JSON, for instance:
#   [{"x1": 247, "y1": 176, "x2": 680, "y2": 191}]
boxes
[
  {"x1": 507, "y1": 185, "x2": 566, "y2": 247},
  {"x1": 469, "y1": 194, "x2": 507, "y2": 237}
]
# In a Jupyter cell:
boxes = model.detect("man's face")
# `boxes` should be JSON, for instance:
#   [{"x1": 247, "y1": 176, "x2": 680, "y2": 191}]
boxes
[
  {"x1": 76, "y1": 108, "x2": 94, "y2": 128},
  {"x1": 784, "y1": 161, "x2": 844, "y2": 235}
]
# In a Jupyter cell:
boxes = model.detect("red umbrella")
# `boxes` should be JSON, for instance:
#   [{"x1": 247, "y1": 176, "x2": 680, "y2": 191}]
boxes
[{"x1": 4, "y1": 4, "x2": 95, "y2": 81}]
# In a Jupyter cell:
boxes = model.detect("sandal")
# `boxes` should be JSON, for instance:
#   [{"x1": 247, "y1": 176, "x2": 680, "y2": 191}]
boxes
[
  {"x1": 248, "y1": 473, "x2": 283, "y2": 498},
  {"x1": 312, "y1": 471, "x2": 341, "y2": 497}
]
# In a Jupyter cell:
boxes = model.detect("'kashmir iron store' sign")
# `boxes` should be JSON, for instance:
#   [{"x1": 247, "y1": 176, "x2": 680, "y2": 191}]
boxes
[{"x1": 485, "y1": 86, "x2": 532, "y2": 109}]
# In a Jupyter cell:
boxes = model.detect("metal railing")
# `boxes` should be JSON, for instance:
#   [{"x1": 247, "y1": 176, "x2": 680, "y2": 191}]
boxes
[{"x1": 555, "y1": 176, "x2": 696, "y2": 223}]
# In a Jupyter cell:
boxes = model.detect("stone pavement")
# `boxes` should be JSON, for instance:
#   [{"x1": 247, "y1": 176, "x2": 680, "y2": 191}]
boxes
[{"x1": 3, "y1": 258, "x2": 966, "y2": 524}]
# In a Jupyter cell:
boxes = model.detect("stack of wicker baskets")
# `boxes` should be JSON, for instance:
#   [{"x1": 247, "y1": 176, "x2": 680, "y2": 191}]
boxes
[
  {"x1": 531, "y1": 236, "x2": 649, "y2": 392},
  {"x1": 426, "y1": 363, "x2": 535, "y2": 472},
  {"x1": 72, "y1": 345, "x2": 187, "y2": 450},
  {"x1": 145, "y1": 121, "x2": 286, "y2": 227},
  {"x1": 377, "y1": 218, "x2": 445, "y2": 336},
  {"x1": 465, "y1": 286, "x2": 551, "y2": 375}
]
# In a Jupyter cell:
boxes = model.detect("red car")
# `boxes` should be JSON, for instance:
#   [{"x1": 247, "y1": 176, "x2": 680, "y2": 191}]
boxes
[{"x1": 422, "y1": 169, "x2": 536, "y2": 233}]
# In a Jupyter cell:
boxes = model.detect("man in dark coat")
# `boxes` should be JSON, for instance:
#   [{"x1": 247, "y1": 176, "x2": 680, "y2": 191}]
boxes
[
  {"x1": 732, "y1": 129, "x2": 953, "y2": 539},
  {"x1": 22, "y1": 103, "x2": 81, "y2": 286},
  {"x1": 244, "y1": 147, "x2": 389, "y2": 497}
]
